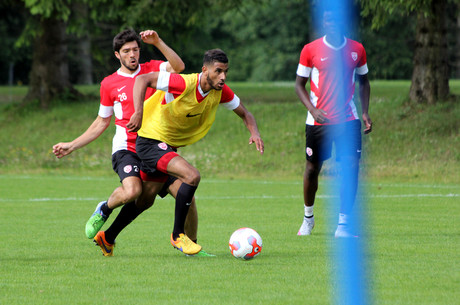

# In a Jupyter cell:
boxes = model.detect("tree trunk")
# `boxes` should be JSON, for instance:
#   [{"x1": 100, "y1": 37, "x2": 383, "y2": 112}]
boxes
[
  {"x1": 76, "y1": 37, "x2": 93, "y2": 85},
  {"x1": 24, "y1": 16, "x2": 77, "y2": 109},
  {"x1": 456, "y1": 5, "x2": 460, "y2": 78},
  {"x1": 73, "y1": 2, "x2": 93, "y2": 85},
  {"x1": 409, "y1": 0, "x2": 449, "y2": 104}
]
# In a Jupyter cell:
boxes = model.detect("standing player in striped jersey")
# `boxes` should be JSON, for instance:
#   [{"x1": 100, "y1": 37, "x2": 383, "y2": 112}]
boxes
[
  {"x1": 53, "y1": 30, "x2": 211, "y2": 256},
  {"x1": 99, "y1": 49, "x2": 264, "y2": 255},
  {"x1": 295, "y1": 8, "x2": 372, "y2": 237}
]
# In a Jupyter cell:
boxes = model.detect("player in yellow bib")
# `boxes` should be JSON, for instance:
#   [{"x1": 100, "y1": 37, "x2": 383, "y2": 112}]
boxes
[
  {"x1": 120, "y1": 49, "x2": 264, "y2": 255},
  {"x1": 138, "y1": 72, "x2": 225, "y2": 147}
]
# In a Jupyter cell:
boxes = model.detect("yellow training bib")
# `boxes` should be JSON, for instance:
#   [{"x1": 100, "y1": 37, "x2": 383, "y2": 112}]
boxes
[{"x1": 138, "y1": 73, "x2": 223, "y2": 147}]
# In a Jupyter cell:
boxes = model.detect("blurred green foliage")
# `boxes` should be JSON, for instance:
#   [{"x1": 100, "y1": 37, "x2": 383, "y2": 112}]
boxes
[{"x1": 0, "y1": 0, "x2": 459, "y2": 85}]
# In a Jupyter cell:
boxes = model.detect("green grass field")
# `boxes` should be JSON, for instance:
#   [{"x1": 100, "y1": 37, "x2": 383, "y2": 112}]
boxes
[
  {"x1": 0, "y1": 175, "x2": 458, "y2": 304},
  {"x1": 0, "y1": 81, "x2": 458, "y2": 304}
]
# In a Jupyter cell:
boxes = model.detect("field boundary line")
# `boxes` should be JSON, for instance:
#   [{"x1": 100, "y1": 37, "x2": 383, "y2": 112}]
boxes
[
  {"x1": 1, "y1": 193, "x2": 458, "y2": 203},
  {"x1": 1, "y1": 175, "x2": 458, "y2": 189}
]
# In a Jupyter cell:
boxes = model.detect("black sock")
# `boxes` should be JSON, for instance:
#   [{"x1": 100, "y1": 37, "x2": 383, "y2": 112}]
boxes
[
  {"x1": 172, "y1": 183, "x2": 197, "y2": 239},
  {"x1": 104, "y1": 201, "x2": 142, "y2": 244},
  {"x1": 101, "y1": 201, "x2": 113, "y2": 217}
]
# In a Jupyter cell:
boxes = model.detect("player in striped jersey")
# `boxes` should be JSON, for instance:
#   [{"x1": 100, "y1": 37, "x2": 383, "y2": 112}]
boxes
[
  {"x1": 103, "y1": 49, "x2": 264, "y2": 255},
  {"x1": 53, "y1": 30, "x2": 210, "y2": 256},
  {"x1": 295, "y1": 8, "x2": 372, "y2": 237}
]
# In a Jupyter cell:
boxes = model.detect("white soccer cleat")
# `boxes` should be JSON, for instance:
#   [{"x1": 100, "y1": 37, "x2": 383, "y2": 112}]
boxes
[
  {"x1": 297, "y1": 216, "x2": 315, "y2": 236},
  {"x1": 334, "y1": 224, "x2": 358, "y2": 238}
]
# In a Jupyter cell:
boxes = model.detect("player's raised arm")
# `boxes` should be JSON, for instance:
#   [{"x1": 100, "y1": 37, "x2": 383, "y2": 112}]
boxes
[
  {"x1": 232, "y1": 102, "x2": 264, "y2": 155},
  {"x1": 140, "y1": 30, "x2": 185, "y2": 73},
  {"x1": 127, "y1": 72, "x2": 160, "y2": 132}
]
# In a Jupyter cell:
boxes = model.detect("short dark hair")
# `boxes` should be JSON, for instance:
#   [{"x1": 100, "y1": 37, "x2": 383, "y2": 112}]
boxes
[
  {"x1": 203, "y1": 49, "x2": 228, "y2": 66},
  {"x1": 113, "y1": 29, "x2": 141, "y2": 53}
]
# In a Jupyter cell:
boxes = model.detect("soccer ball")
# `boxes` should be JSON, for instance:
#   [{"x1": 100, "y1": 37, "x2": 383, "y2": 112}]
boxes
[{"x1": 229, "y1": 227, "x2": 263, "y2": 260}]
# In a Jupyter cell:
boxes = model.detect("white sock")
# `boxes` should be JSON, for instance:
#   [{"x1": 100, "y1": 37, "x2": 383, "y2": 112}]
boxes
[
  {"x1": 304, "y1": 205, "x2": 314, "y2": 218},
  {"x1": 338, "y1": 213, "x2": 349, "y2": 225}
]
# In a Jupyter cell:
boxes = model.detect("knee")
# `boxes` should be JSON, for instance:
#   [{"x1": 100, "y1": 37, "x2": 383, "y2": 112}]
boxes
[
  {"x1": 124, "y1": 183, "x2": 143, "y2": 202},
  {"x1": 305, "y1": 162, "x2": 320, "y2": 180},
  {"x1": 183, "y1": 169, "x2": 201, "y2": 186}
]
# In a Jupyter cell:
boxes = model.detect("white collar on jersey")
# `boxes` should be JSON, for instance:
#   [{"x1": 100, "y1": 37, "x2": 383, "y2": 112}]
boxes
[
  {"x1": 197, "y1": 73, "x2": 210, "y2": 97},
  {"x1": 117, "y1": 65, "x2": 141, "y2": 78},
  {"x1": 323, "y1": 35, "x2": 347, "y2": 50}
]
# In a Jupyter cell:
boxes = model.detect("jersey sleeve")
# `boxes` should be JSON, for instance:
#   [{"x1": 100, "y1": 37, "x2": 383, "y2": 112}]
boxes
[
  {"x1": 159, "y1": 61, "x2": 168, "y2": 71},
  {"x1": 98, "y1": 81, "x2": 113, "y2": 118},
  {"x1": 356, "y1": 45, "x2": 369, "y2": 75},
  {"x1": 296, "y1": 44, "x2": 312, "y2": 78},
  {"x1": 98, "y1": 104, "x2": 113, "y2": 118},
  {"x1": 156, "y1": 71, "x2": 186, "y2": 95},
  {"x1": 220, "y1": 85, "x2": 240, "y2": 110},
  {"x1": 144, "y1": 60, "x2": 164, "y2": 72}
]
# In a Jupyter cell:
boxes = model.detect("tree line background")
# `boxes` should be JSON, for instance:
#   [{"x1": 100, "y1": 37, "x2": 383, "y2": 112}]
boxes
[{"x1": 1, "y1": 0, "x2": 459, "y2": 108}]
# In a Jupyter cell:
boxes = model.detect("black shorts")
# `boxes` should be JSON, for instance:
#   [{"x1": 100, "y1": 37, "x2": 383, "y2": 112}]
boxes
[
  {"x1": 136, "y1": 136, "x2": 179, "y2": 182},
  {"x1": 111, "y1": 148, "x2": 176, "y2": 198},
  {"x1": 112, "y1": 150, "x2": 141, "y2": 182},
  {"x1": 158, "y1": 176, "x2": 179, "y2": 198},
  {"x1": 305, "y1": 120, "x2": 362, "y2": 163}
]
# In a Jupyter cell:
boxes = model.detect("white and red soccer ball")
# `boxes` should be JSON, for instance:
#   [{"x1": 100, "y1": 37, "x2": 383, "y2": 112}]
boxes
[{"x1": 229, "y1": 227, "x2": 263, "y2": 260}]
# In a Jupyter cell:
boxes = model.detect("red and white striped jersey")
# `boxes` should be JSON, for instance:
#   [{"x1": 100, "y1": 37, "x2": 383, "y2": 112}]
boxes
[
  {"x1": 297, "y1": 36, "x2": 368, "y2": 125},
  {"x1": 98, "y1": 60, "x2": 167, "y2": 154}
]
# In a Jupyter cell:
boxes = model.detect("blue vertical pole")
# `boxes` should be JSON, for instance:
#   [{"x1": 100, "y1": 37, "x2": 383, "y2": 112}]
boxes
[{"x1": 310, "y1": 0, "x2": 371, "y2": 304}]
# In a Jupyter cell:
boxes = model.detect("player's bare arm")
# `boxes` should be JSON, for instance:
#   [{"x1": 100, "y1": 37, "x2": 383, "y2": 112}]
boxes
[
  {"x1": 357, "y1": 74, "x2": 372, "y2": 134},
  {"x1": 295, "y1": 75, "x2": 329, "y2": 124},
  {"x1": 52, "y1": 115, "x2": 111, "y2": 158},
  {"x1": 233, "y1": 103, "x2": 264, "y2": 155},
  {"x1": 127, "y1": 72, "x2": 160, "y2": 132},
  {"x1": 140, "y1": 30, "x2": 185, "y2": 73}
]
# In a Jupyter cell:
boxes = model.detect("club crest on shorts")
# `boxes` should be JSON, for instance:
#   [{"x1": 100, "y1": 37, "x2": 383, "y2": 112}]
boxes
[
  {"x1": 124, "y1": 165, "x2": 133, "y2": 173},
  {"x1": 306, "y1": 147, "x2": 313, "y2": 157},
  {"x1": 158, "y1": 142, "x2": 168, "y2": 150}
]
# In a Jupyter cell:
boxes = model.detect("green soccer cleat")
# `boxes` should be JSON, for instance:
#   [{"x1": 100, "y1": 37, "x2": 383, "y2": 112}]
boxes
[
  {"x1": 186, "y1": 249, "x2": 216, "y2": 257},
  {"x1": 85, "y1": 201, "x2": 109, "y2": 239}
]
